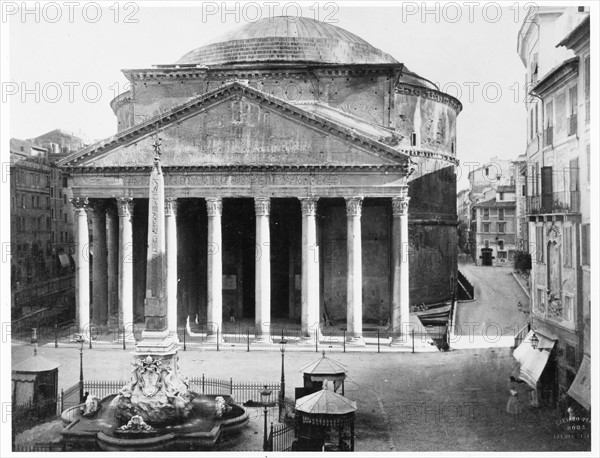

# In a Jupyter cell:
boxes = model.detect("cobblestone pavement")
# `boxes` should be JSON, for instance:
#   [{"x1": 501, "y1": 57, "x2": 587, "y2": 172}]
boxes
[
  {"x1": 11, "y1": 343, "x2": 591, "y2": 452},
  {"x1": 454, "y1": 260, "x2": 531, "y2": 348}
]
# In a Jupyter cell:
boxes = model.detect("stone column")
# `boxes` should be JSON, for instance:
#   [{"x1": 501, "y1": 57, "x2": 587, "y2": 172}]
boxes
[
  {"x1": 90, "y1": 200, "x2": 108, "y2": 326},
  {"x1": 345, "y1": 197, "x2": 365, "y2": 346},
  {"x1": 165, "y1": 197, "x2": 179, "y2": 340},
  {"x1": 71, "y1": 197, "x2": 90, "y2": 337},
  {"x1": 300, "y1": 197, "x2": 320, "y2": 342},
  {"x1": 254, "y1": 197, "x2": 271, "y2": 343},
  {"x1": 117, "y1": 197, "x2": 135, "y2": 341},
  {"x1": 206, "y1": 197, "x2": 223, "y2": 342},
  {"x1": 390, "y1": 192, "x2": 411, "y2": 346},
  {"x1": 106, "y1": 206, "x2": 119, "y2": 328}
]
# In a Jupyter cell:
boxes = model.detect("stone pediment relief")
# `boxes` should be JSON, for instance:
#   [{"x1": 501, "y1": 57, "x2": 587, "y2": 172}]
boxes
[{"x1": 61, "y1": 82, "x2": 409, "y2": 169}]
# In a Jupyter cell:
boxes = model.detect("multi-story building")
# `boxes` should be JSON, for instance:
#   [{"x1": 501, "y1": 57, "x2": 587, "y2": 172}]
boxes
[
  {"x1": 513, "y1": 154, "x2": 529, "y2": 250},
  {"x1": 10, "y1": 132, "x2": 84, "y2": 320},
  {"x1": 517, "y1": 7, "x2": 590, "y2": 412},
  {"x1": 470, "y1": 186, "x2": 517, "y2": 266}
]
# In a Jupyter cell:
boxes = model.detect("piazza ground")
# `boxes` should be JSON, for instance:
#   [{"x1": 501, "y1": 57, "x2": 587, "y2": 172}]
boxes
[{"x1": 11, "y1": 343, "x2": 590, "y2": 452}]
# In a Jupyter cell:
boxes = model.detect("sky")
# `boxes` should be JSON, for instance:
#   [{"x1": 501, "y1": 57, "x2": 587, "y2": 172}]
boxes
[{"x1": 6, "y1": 1, "x2": 530, "y2": 190}]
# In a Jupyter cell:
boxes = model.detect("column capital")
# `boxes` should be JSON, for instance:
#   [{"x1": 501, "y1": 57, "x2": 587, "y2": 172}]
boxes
[
  {"x1": 299, "y1": 197, "x2": 318, "y2": 216},
  {"x1": 254, "y1": 197, "x2": 270, "y2": 216},
  {"x1": 392, "y1": 196, "x2": 410, "y2": 216},
  {"x1": 345, "y1": 196, "x2": 363, "y2": 216},
  {"x1": 165, "y1": 197, "x2": 178, "y2": 217},
  {"x1": 206, "y1": 197, "x2": 222, "y2": 217},
  {"x1": 116, "y1": 197, "x2": 134, "y2": 218},
  {"x1": 70, "y1": 197, "x2": 89, "y2": 214}
]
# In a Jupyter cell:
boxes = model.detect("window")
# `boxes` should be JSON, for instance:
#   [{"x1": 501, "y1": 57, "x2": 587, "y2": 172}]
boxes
[
  {"x1": 536, "y1": 226, "x2": 544, "y2": 262},
  {"x1": 50, "y1": 187, "x2": 54, "y2": 198},
  {"x1": 51, "y1": 231, "x2": 55, "y2": 242},
  {"x1": 564, "y1": 226, "x2": 573, "y2": 267},
  {"x1": 60, "y1": 231, "x2": 63, "y2": 243},
  {"x1": 563, "y1": 295, "x2": 574, "y2": 321},
  {"x1": 498, "y1": 239, "x2": 505, "y2": 250},
  {"x1": 483, "y1": 222, "x2": 490, "y2": 233},
  {"x1": 46, "y1": 217, "x2": 50, "y2": 230},
  {"x1": 31, "y1": 196, "x2": 35, "y2": 208},
  {"x1": 63, "y1": 195, "x2": 67, "y2": 204},
  {"x1": 51, "y1": 208, "x2": 55, "y2": 220},
  {"x1": 483, "y1": 208, "x2": 490, "y2": 220},
  {"x1": 410, "y1": 132, "x2": 417, "y2": 146},
  {"x1": 568, "y1": 85, "x2": 578, "y2": 136},
  {"x1": 498, "y1": 222, "x2": 506, "y2": 233},
  {"x1": 46, "y1": 197, "x2": 50, "y2": 208},
  {"x1": 584, "y1": 56, "x2": 590, "y2": 124},
  {"x1": 485, "y1": 167, "x2": 489, "y2": 176},
  {"x1": 484, "y1": 240, "x2": 489, "y2": 248},
  {"x1": 64, "y1": 213, "x2": 67, "y2": 223},
  {"x1": 545, "y1": 100, "x2": 554, "y2": 146},
  {"x1": 498, "y1": 251, "x2": 507, "y2": 259},
  {"x1": 522, "y1": 184, "x2": 526, "y2": 196},
  {"x1": 536, "y1": 287, "x2": 545, "y2": 315},
  {"x1": 582, "y1": 224, "x2": 590, "y2": 265}
]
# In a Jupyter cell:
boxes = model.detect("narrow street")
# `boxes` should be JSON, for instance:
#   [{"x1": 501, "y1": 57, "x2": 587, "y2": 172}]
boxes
[{"x1": 453, "y1": 260, "x2": 530, "y2": 348}]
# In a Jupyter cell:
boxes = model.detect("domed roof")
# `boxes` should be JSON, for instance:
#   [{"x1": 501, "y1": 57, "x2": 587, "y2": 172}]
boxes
[{"x1": 177, "y1": 16, "x2": 399, "y2": 66}]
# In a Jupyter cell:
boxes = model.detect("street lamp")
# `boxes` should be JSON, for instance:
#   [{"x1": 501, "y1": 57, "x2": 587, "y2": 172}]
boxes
[
  {"x1": 279, "y1": 338, "x2": 287, "y2": 421},
  {"x1": 75, "y1": 333, "x2": 85, "y2": 403},
  {"x1": 530, "y1": 332, "x2": 539, "y2": 350},
  {"x1": 260, "y1": 385, "x2": 273, "y2": 451}
]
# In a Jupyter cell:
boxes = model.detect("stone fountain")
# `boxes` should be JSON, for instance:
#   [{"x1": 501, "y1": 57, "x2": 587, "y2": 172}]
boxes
[{"x1": 61, "y1": 135, "x2": 249, "y2": 451}]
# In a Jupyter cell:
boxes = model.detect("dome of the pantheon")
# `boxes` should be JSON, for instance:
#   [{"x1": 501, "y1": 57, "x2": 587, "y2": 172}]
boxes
[{"x1": 177, "y1": 16, "x2": 399, "y2": 66}]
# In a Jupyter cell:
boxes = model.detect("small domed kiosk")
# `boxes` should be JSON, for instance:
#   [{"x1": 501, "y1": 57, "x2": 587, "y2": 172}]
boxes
[
  {"x1": 298, "y1": 351, "x2": 347, "y2": 396},
  {"x1": 294, "y1": 381, "x2": 356, "y2": 451}
]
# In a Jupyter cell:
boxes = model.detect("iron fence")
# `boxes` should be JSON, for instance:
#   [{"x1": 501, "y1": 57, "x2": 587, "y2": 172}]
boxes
[{"x1": 268, "y1": 422, "x2": 295, "y2": 451}]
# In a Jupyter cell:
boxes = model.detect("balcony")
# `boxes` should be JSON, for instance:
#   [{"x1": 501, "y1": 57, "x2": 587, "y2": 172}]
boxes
[
  {"x1": 527, "y1": 190, "x2": 580, "y2": 215},
  {"x1": 568, "y1": 115, "x2": 578, "y2": 136},
  {"x1": 543, "y1": 126, "x2": 553, "y2": 147}
]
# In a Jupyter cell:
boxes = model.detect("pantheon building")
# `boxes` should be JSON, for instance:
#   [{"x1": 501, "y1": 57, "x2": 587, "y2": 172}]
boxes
[{"x1": 59, "y1": 16, "x2": 461, "y2": 344}]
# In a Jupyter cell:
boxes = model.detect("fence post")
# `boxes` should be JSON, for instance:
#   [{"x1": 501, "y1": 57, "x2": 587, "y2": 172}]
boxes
[
  {"x1": 183, "y1": 327, "x2": 186, "y2": 351},
  {"x1": 216, "y1": 328, "x2": 220, "y2": 351},
  {"x1": 54, "y1": 322, "x2": 58, "y2": 348},
  {"x1": 60, "y1": 389, "x2": 64, "y2": 413},
  {"x1": 230, "y1": 377, "x2": 233, "y2": 394},
  {"x1": 343, "y1": 329, "x2": 346, "y2": 353},
  {"x1": 122, "y1": 326, "x2": 126, "y2": 350},
  {"x1": 89, "y1": 328, "x2": 92, "y2": 349},
  {"x1": 411, "y1": 329, "x2": 415, "y2": 353},
  {"x1": 315, "y1": 330, "x2": 318, "y2": 352},
  {"x1": 202, "y1": 374, "x2": 205, "y2": 394},
  {"x1": 377, "y1": 330, "x2": 380, "y2": 353},
  {"x1": 247, "y1": 328, "x2": 250, "y2": 352}
]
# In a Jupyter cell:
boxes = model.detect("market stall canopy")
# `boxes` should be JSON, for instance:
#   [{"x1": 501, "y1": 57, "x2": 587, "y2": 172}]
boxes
[
  {"x1": 512, "y1": 331, "x2": 556, "y2": 388},
  {"x1": 296, "y1": 382, "x2": 357, "y2": 415},
  {"x1": 12, "y1": 353, "x2": 61, "y2": 373},
  {"x1": 300, "y1": 351, "x2": 348, "y2": 379},
  {"x1": 567, "y1": 354, "x2": 590, "y2": 410}
]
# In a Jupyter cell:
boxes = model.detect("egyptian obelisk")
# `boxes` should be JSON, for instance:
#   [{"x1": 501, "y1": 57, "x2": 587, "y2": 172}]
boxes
[{"x1": 136, "y1": 133, "x2": 177, "y2": 355}]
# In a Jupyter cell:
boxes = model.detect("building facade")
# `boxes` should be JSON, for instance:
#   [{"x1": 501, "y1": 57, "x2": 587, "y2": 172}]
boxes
[
  {"x1": 58, "y1": 17, "x2": 461, "y2": 344},
  {"x1": 517, "y1": 7, "x2": 590, "y2": 411},
  {"x1": 470, "y1": 186, "x2": 517, "y2": 266},
  {"x1": 10, "y1": 132, "x2": 84, "y2": 319}
]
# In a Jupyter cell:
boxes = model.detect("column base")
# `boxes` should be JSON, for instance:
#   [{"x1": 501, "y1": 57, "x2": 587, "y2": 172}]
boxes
[
  {"x1": 253, "y1": 335, "x2": 272, "y2": 344},
  {"x1": 205, "y1": 333, "x2": 224, "y2": 344},
  {"x1": 345, "y1": 336, "x2": 366, "y2": 347},
  {"x1": 389, "y1": 336, "x2": 411, "y2": 347}
]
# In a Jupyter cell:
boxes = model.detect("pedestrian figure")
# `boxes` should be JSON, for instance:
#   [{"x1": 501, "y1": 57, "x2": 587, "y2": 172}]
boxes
[
  {"x1": 506, "y1": 377, "x2": 522, "y2": 415},
  {"x1": 229, "y1": 307, "x2": 235, "y2": 323}
]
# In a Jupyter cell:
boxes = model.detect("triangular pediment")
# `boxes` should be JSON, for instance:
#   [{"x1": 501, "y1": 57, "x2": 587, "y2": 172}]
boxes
[{"x1": 60, "y1": 82, "x2": 410, "y2": 169}]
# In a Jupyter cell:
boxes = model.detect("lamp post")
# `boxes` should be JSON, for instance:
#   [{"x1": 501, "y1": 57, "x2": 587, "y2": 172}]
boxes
[
  {"x1": 279, "y1": 338, "x2": 287, "y2": 421},
  {"x1": 530, "y1": 332, "x2": 539, "y2": 350},
  {"x1": 75, "y1": 334, "x2": 85, "y2": 403},
  {"x1": 260, "y1": 385, "x2": 273, "y2": 451}
]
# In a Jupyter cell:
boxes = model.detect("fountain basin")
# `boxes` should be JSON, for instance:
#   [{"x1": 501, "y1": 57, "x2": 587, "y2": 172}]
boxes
[{"x1": 61, "y1": 392, "x2": 249, "y2": 451}]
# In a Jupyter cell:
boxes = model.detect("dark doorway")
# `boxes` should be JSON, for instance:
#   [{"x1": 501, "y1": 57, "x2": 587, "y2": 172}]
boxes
[
  {"x1": 270, "y1": 199, "x2": 301, "y2": 318},
  {"x1": 223, "y1": 199, "x2": 255, "y2": 319},
  {"x1": 480, "y1": 247, "x2": 493, "y2": 266}
]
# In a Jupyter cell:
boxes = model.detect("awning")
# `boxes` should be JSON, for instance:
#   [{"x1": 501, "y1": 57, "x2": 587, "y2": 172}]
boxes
[
  {"x1": 58, "y1": 253, "x2": 71, "y2": 268},
  {"x1": 567, "y1": 354, "x2": 591, "y2": 410},
  {"x1": 512, "y1": 331, "x2": 556, "y2": 388}
]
